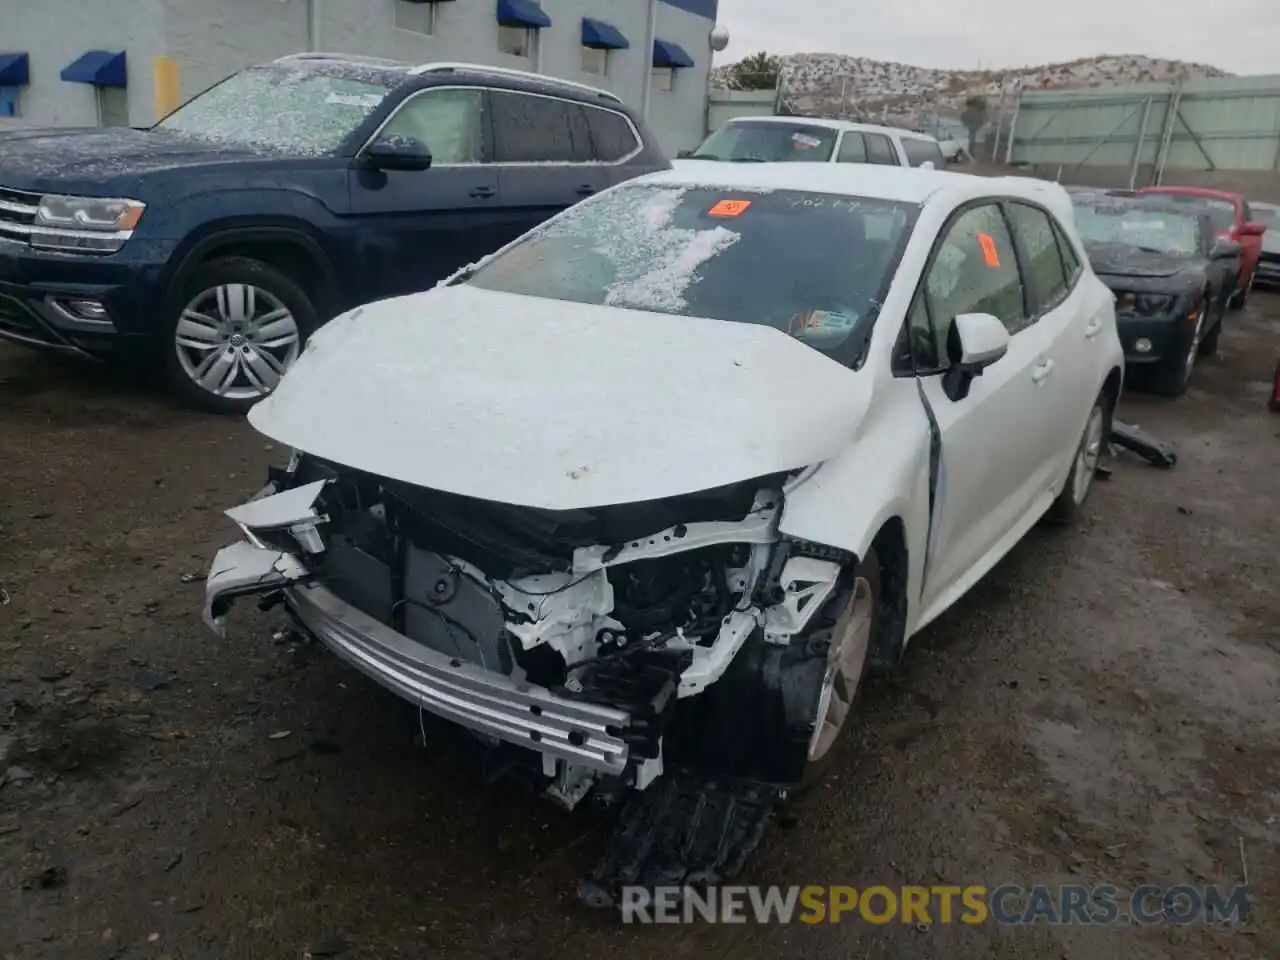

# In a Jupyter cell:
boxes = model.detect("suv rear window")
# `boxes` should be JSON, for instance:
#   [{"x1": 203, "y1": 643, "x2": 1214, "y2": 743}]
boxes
[
  {"x1": 465, "y1": 184, "x2": 918, "y2": 359},
  {"x1": 688, "y1": 122, "x2": 838, "y2": 162},
  {"x1": 491, "y1": 90, "x2": 584, "y2": 163}
]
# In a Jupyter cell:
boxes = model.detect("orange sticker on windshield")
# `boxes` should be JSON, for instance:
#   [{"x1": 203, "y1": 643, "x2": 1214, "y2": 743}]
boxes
[
  {"x1": 978, "y1": 232, "x2": 1001, "y2": 268},
  {"x1": 709, "y1": 199, "x2": 752, "y2": 218}
]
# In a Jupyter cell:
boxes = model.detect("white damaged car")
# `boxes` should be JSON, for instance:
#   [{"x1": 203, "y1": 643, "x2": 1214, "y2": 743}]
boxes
[{"x1": 204, "y1": 163, "x2": 1123, "y2": 901}]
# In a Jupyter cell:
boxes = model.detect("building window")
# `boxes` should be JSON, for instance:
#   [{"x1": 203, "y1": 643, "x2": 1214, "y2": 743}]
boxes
[
  {"x1": 393, "y1": 0, "x2": 436, "y2": 36},
  {"x1": 651, "y1": 67, "x2": 675, "y2": 93},
  {"x1": 581, "y1": 46, "x2": 608, "y2": 76},
  {"x1": 499, "y1": 24, "x2": 533, "y2": 58},
  {"x1": 0, "y1": 86, "x2": 20, "y2": 119}
]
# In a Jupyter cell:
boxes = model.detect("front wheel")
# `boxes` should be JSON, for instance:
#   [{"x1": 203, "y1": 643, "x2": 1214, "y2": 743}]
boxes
[
  {"x1": 801, "y1": 548, "x2": 881, "y2": 786},
  {"x1": 163, "y1": 256, "x2": 318, "y2": 415},
  {"x1": 1045, "y1": 391, "x2": 1110, "y2": 525}
]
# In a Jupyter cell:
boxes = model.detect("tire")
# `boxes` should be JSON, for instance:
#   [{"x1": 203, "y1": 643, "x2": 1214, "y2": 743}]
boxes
[
  {"x1": 1145, "y1": 300, "x2": 1207, "y2": 398},
  {"x1": 162, "y1": 256, "x2": 319, "y2": 415},
  {"x1": 1197, "y1": 315, "x2": 1222, "y2": 356},
  {"x1": 1045, "y1": 390, "x2": 1111, "y2": 525},
  {"x1": 800, "y1": 547, "x2": 881, "y2": 788}
]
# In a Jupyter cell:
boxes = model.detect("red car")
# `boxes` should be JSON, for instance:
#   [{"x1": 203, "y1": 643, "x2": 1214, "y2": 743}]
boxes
[{"x1": 1135, "y1": 186, "x2": 1269, "y2": 309}]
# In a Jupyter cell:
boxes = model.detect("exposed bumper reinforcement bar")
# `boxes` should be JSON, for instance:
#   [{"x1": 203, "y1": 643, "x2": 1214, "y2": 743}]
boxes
[{"x1": 285, "y1": 583, "x2": 634, "y2": 774}]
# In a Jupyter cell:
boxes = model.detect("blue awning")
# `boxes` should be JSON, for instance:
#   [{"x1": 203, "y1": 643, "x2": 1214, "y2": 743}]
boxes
[
  {"x1": 581, "y1": 18, "x2": 630, "y2": 50},
  {"x1": 0, "y1": 52, "x2": 29, "y2": 86},
  {"x1": 61, "y1": 50, "x2": 127, "y2": 87},
  {"x1": 652, "y1": 39, "x2": 695, "y2": 69},
  {"x1": 496, "y1": 0, "x2": 551, "y2": 29}
]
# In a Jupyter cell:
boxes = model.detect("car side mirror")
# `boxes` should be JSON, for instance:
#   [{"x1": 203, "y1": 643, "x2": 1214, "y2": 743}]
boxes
[
  {"x1": 942, "y1": 312, "x2": 1010, "y2": 402},
  {"x1": 1211, "y1": 237, "x2": 1244, "y2": 260},
  {"x1": 364, "y1": 135, "x2": 433, "y2": 172},
  {"x1": 919, "y1": 160, "x2": 937, "y2": 171},
  {"x1": 1242, "y1": 220, "x2": 1268, "y2": 237}
]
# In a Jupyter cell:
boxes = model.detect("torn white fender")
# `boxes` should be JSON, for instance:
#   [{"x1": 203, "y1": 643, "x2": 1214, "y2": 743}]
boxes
[{"x1": 204, "y1": 541, "x2": 310, "y2": 636}]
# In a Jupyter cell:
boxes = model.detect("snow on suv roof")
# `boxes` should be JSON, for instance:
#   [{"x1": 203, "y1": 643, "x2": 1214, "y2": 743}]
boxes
[
  {"x1": 722, "y1": 115, "x2": 936, "y2": 139},
  {"x1": 640, "y1": 161, "x2": 1063, "y2": 207}
]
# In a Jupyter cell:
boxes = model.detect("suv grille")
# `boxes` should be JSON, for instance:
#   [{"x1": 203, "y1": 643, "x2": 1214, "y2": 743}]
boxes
[{"x1": 0, "y1": 186, "x2": 39, "y2": 242}]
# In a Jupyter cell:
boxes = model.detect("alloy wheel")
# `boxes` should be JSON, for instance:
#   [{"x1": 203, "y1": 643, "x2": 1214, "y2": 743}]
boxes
[
  {"x1": 807, "y1": 576, "x2": 875, "y2": 763},
  {"x1": 174, "y1": 283, "x2": 300, "y2": 401},
  {"x1": 1071, "y1": 404, "x2": 1106, "y2": 505}
]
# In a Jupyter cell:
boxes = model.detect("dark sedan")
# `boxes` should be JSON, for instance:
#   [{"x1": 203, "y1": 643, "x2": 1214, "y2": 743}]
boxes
[{"x1": 1070, "y1": 195, "x2": 1242, "y2": 396}]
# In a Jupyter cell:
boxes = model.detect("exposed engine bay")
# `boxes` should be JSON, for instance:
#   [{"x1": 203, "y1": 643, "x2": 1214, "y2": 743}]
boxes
[
  {"x1": 204, "y1": 452, "x2": 864, "y2": 905},
  {"x1": 208, "y1": 453, "x2": 852, "y2": 802}
]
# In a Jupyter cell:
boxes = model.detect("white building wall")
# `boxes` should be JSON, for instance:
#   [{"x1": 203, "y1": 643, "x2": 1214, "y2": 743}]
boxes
[
  {"x1": 0, "y1": 0, "x2": 164, "y2": 129},
  {"x1": 0, "y1": 0, "x2": 717, "y2": 156}
]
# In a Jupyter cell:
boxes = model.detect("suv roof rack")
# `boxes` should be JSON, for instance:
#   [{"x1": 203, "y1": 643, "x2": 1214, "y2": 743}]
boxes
[
  {"x1": 273, "y1": 52, "x2": 410, "y2": 68},
  {"x1": 407, "y1": 61, "x2": 623, "y2": 103}
]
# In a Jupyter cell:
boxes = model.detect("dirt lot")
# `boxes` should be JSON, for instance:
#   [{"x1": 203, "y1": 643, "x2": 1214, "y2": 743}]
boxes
[{"x1": 1, "y1": 295, "x2": 1278, "y2": 960}]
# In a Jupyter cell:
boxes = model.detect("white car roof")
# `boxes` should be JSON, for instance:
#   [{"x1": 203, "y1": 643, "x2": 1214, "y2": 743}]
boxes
[
  {"x1": 721, "y1": 115, "x2": 939, "y2": 141},
  {"x1": 639, "y1": 162, "x2": 1072, "y2": 211}
]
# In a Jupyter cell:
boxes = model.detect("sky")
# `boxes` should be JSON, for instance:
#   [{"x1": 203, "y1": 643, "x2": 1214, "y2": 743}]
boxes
[{"x1": 713, "y1": 0, "x2": 1280, "y2": 76}]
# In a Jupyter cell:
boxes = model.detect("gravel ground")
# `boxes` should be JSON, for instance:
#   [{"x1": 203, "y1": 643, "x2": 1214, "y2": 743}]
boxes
[{"x1": 1, "y1": 295, "x2": 1277, "y2": 960}]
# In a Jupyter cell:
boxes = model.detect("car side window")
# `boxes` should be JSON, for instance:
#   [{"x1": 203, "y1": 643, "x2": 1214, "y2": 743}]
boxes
[
  {"x1": 864, "y1": 133, "x2": 898, "y2": 165},
  {"x1": 837, "y1": 132, "x2": 868, "y2": 163},
  {"x1": 1050, "y1": 218, "x2": 1082, "y2": 281},
  {"x1": 490, "y1": 90, "x2": 576, "y2": 163},
  {"x1": 902, "y1": 136, "x2": 946, "y2": 167},
  {"x1": 924, "y1": 203, "x2": 1028, "y2": 353},
  {"x1": 379, "y1": 88, "x2": 486, "y2": 164},
  {"x1": 1005, "y1": 202, "x2": 1069, "y2": 313},
  {"x1": 583, "y1": 106, "x2": 640, "y2": 162}
]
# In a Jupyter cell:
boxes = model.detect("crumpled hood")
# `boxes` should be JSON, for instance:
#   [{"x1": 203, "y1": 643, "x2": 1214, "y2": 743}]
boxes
[{"x1": 248, "y1": 285, "x2": 872, "y2": 510}]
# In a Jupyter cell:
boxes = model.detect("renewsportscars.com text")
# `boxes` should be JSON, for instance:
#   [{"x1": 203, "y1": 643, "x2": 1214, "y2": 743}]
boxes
[{"x1": 620, "y1": 884, "x2": 1250, "y2": 925}]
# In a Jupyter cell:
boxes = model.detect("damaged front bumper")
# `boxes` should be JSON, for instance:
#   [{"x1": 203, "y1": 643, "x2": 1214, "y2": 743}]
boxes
[{"x1": 206, "y1": 539, "x2": 635, "y2": 774}]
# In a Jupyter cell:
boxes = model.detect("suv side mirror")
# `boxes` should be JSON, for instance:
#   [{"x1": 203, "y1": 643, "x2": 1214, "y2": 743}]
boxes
[
  {"x1": 942, "y1": 312, "x2": 1010, "y2": 401},
  {"x1": 364, "y1": 135, "x2": 433, "y2": 172},
  {"x1": 1242, "y1": 220, "x2": 1268, "y2": 237},
  {"x1": 1211, "y1": 237, "x2": 1243, "y2": 260}
]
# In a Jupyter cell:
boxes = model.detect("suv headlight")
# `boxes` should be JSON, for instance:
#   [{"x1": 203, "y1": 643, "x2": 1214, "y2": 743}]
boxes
[{"x1": 32, "y1": 195, "x2": 146, "y2": 253}]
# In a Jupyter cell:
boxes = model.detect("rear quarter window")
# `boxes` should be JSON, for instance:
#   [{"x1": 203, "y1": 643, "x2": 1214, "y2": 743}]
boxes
[
  {"x1": 584, "y1": 106, "x2": 640, "y2": 162},
  {"x1": 901, "y1": 137, "x2": 945, "y2": 167}
]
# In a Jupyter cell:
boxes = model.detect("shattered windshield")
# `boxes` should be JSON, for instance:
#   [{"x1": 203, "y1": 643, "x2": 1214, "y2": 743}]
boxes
[
  {"x1": 464, "y1": 184, "x2": 917, "y2": 356},
  {"x1": 689, "y1": 122, "x2": 840, "y2": 162},
  {"x1": 1073, "y1": 202, "x2": 1201, "y2": 257},
  {"x1": 1139, "y1": 193, "x2": 1236, "y2": 234},
  {"x1": 154, "y1": 65, "x2": 392, "y2": 153}
]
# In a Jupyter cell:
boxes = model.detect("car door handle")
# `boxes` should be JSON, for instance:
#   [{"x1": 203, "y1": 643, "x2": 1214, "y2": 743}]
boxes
[
  {"x1": 1031, "y1": 359, "x2": 1055, "y2": 384},
  {"x1": 1084, "y1": 318, "x2": 1103, "y2": 340},
  {"x1": 575, "y1": 185, "x2": 596, "y2": 196},
  {"x1": 469, "y1": 186, "x2": 496, "y2": 199}
]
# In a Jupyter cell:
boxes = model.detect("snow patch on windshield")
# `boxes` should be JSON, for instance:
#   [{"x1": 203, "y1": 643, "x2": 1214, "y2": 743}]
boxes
[{"x1": 540, "y1": 186, "x2": 742, "y2": 314}]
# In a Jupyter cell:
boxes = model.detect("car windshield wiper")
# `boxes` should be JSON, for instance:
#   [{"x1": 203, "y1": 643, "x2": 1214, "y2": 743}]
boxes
[{"x1": 684, "y1": 153, "x2": 723, "y2": 161}]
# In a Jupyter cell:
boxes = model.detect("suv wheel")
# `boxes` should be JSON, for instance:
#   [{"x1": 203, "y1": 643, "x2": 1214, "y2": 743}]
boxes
[{"x1": 164, "y1": 256, "x2": 318, "y2": 414}]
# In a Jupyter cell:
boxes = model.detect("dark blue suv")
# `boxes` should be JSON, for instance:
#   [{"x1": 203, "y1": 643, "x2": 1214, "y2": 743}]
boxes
[{"x1": 0, "y1": 54, "x2": 669, "y2": 412}]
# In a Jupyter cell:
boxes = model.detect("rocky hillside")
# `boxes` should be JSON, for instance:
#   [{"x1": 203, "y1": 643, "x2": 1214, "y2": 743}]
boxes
[{"x1": 712, "y1": 53, "x2": 1231, "y2": 131}]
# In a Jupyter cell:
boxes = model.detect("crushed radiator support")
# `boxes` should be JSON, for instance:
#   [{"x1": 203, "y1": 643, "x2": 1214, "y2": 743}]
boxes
[{"x1": 577, "y1": 772, "x2": 788, "y2": 909}]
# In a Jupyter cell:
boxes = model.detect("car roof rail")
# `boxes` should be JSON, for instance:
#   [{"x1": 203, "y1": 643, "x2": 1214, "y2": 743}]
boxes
[
  {"x1": 273, "y1": 52, "x2": 409, "y2": 68},
  {"x1": 407, "y1": 61, "x2": 624, "y2": 103}
]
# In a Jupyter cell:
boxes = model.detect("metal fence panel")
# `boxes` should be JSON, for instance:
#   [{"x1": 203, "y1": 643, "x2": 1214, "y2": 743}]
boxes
[{"x1": 1007, "y1": 75, "x2": 1280, "y2": 178}]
